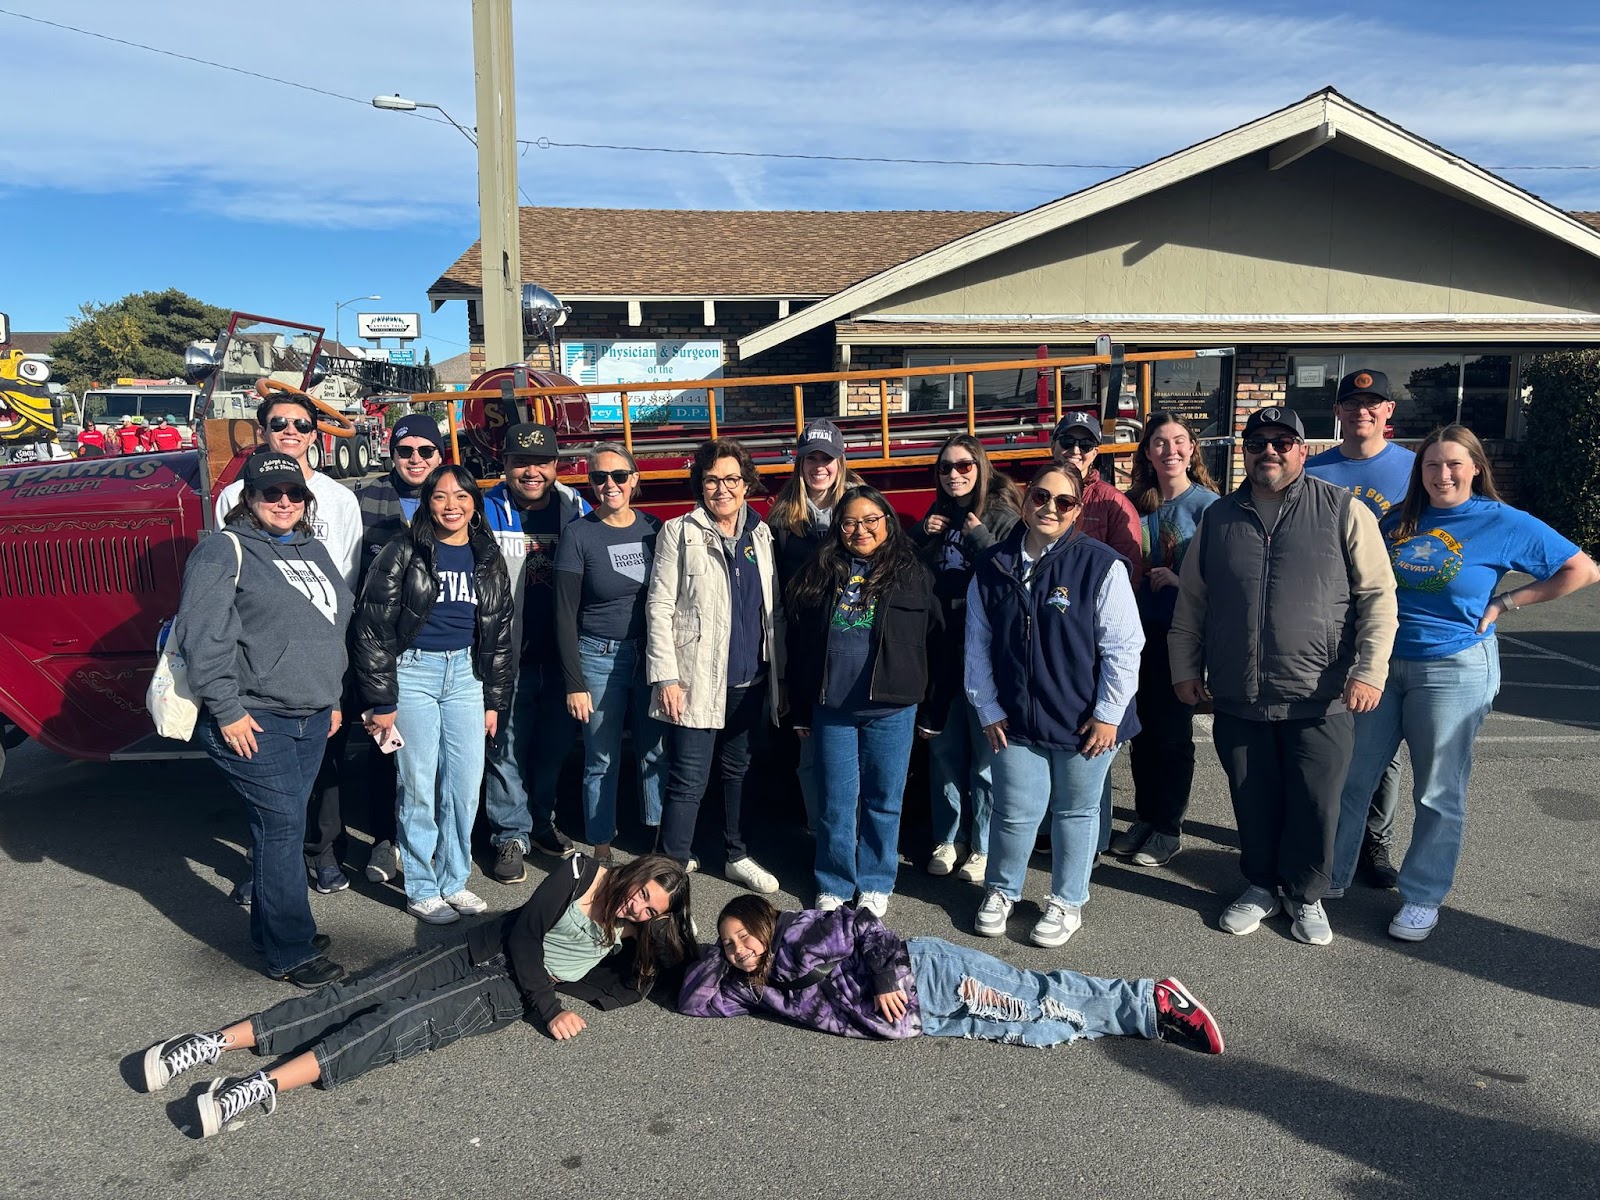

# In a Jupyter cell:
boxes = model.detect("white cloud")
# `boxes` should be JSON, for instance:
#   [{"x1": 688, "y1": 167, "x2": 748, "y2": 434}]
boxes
[{"x1": 2, "y1": 0, "x2": 1597, "y2": 225}]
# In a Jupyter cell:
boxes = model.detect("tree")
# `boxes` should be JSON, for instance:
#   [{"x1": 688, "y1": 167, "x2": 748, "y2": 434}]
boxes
[
  {"x1": 1521, "y1": 350, "x2": 1600, "y2": 554},
  {"x1": 49, "y1": 289, "x2": 233, "y2": 397}
]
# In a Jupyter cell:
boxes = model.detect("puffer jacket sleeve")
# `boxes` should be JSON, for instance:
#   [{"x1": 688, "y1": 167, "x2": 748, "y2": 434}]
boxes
[
  {"x1": 483, "y1": 552, "x2": 516, "y2": 712},
  {"x1": 352, "y1": 533, "x2": 411, "y2": 712}
]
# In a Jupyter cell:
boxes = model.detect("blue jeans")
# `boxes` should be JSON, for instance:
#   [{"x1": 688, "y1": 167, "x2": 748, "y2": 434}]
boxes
[
  {"x1": 813, "y1": 704, "x2": 916, "y2": 898},
  {"x1": 201, "y1": 708, "x2": 331, "y2": 974},
  {"x1": 484, "y1": 656, "x2": 575, "y2": 850},
  {"x1": 988, "y1": 741, "x2": 1114, "y2": 907},
  {"x1": 575, "y1": 635, "x2": 668, "y2": 844},
  {"x1": 1332, "y1": 638, "x2": 1500, "y2": 905},
  {"x1": 928, "y1": 696, "x2": 995, "y2": 854},
  {"x1": 395, "y1": 648, "x2": 486, "y2": 902},
  {"x1": 907, "y1": 937, "x2": 1154, "y2": 1047}
]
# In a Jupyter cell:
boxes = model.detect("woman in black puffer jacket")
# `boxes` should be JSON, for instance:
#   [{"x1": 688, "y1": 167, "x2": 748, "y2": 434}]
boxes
[{"x1": 354, "y1": 465, "x2": 514, "y2": 925}]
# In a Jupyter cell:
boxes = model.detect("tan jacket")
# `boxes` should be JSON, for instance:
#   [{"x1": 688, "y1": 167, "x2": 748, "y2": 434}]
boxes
[{"x1": 646, "y1": 505, "x2": 784, "y2": 729}]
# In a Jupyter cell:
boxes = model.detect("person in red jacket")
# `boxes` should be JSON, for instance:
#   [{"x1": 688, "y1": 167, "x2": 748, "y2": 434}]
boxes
[
  {"x1": 150, "y1": 414, "x2": 183, "y2": 451},
  {"x1": 1051, "y1": 411, "x2": 1143, "y2": 586}
]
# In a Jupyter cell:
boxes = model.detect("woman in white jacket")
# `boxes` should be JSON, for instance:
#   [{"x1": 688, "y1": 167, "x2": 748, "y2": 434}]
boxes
[{"x1": 646, "y1": 437, "x2": 784, "y2": 894}]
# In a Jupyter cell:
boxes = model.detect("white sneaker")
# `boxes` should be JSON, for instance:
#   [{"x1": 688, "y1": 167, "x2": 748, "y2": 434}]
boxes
[
  {"x1": 725, "y1": 856, "x2": 779, "y2": 894},
  {"x1": 974, "y1": 888, "x2": 1013, "y2": 937},
  {"x1": 957, "y1": 852, "x2": 988, "y2": 884},
  {"x1": 365, "y1": 840, "x2": 401, "y2": 883},
  {"x1": 443, "y1": 889, "x2": 488, "y2": 915},
  {"x1": 1388, "y1": 902, "x2": 1439, "y2": 942},
  {"x1": 815, "y1": 893, "x2": 846, "y2": 912},
  {"x1": 1030, "y1": 899, "x2": 1082, "y2": 948},
  {"x1": 407, "y1": 896, "x2": 460, "y2": 924},
  {"x1": 857, "y1": 891, "x2": 890, "y2": 919},
  {"x1": 927, "y1": 843, "x2": 959, "y2": 876}
]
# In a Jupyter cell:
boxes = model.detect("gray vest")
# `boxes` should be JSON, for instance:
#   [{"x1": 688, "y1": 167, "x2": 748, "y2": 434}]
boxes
[{"x1": 1196, "y1": 474, "x2": 1355, "y2": 721}]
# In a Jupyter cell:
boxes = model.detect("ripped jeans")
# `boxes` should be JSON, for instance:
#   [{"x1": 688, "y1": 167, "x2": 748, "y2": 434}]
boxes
[{"x1": 905, "y1": 937, "x2": 1155, "y2": 1048}]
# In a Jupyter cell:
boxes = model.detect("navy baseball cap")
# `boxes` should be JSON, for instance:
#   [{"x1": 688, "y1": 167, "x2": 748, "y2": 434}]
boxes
[
  {"x1": 1336, "y1": 369, "x2": 1391, "y2": 404},
  {"x1": 1052, "y1": 411, "x2": 1103, "y2": 442},
  {"x1": 389, "y1": 413, "x2": 445, "y2": 449},
  {"x1": 797, "y1": 419, "x2": 845, "y2": 460},
  {"x1": 242, "y1": 450, "x2": 303, "y2": 490},
  {"x1": 1242, "y1": 406, "x2": 1307, "y2": 440}
]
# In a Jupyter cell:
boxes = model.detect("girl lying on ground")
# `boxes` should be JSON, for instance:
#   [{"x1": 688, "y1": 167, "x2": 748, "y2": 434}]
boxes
[
  {"x1": 679, "y1": 895, "x2": 1223, "y2": 1054},
  {"x1": 138, "y1": 854, "x2": 693, "y2": 1137}
]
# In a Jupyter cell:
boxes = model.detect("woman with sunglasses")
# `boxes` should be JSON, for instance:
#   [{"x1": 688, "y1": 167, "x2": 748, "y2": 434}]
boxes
[
  {"x1": 967, "y1": 464, "x2": 1144, "y2": 949},
  {"x1": 647, "y1": 438, "x2": 784, "y2": 894},
  {"x1": 175, "y1": 452, "x2": 356, "y2": 988},
  {"x1": 354, "y1": 465, "x2": 515, "y2": 925},
  {"x1": 1111, "y1": 414, "x2": 1219, "y2": 869},
  {"x1": 913, "y1": 433, "x2": 1023, "y2": 883},
  {"x1": 787, "y1": 485, "x2": 945, "y2": 916},
  {"x1": 137, "y1": 854, "x2": 695, "y2": 1139},
  {"x1": 765, "y1": 420, "x2": 864, "y2": 828},
  {"x1": 554, "y1": 443, "x2": 668, "y2": 863}
]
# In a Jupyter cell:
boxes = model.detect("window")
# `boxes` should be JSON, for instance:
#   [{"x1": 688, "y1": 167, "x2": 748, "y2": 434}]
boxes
[
  {"x1": 1285, "y1": 350, "x2": 1518, "y2": 440},
  {"x1": 905, "y1": 350, "x2": 1076, "y2": 413}
]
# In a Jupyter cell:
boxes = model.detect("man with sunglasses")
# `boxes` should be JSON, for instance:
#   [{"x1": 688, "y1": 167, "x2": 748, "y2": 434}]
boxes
[
  {"x1": 216, "y1": 389, "x2": 365, "y2": 896},
  {"x1": 482, "y1": 422, "x2": 592, "y2": 883},
  {"x1": 1305, "y1": 370, "x2": 1416, "y2": 892},
  {"x1": 1169, "y1": 406, "x2": 1396, "y2": 947},
  {"x1": 1050, "y1": 411, "x2": 1143, "y2": 586}
]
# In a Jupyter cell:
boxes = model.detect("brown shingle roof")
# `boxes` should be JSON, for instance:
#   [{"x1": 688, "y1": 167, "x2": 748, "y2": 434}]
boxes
[
  {"x1": 1574, "y1": 212, "x2": 1600, "y2": 233},
  {"x1": 836, "y1": 317, "x2": 1600, "y2": 345},
  {"x1": 5, "y1": 331, "x2": 65, "y2": 355},
  {"x1": 427, "y1": 208, "x2": 1012, "y2": 300}
]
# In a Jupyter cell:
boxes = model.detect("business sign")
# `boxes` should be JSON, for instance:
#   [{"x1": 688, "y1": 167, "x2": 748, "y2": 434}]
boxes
[
  {"x1": 357, "y1": 312, "x2": 421, "y2": 340},
  {"x1": 560, "y1": 339, "x2": 724, "y2": 425},
  {"x1": 388, "y1": 348, "x2": 416, "y2": 366}
]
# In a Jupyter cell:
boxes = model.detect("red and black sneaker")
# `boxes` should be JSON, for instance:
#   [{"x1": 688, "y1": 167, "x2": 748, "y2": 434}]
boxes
[{"x1": 1154, "y1": 977, "x2": 1224, "y2": 1055}]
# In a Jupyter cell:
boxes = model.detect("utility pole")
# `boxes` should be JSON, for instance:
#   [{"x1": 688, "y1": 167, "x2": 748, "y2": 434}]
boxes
[{"x1": 472, "y1": 0, "x2": 523, "y2": 369}]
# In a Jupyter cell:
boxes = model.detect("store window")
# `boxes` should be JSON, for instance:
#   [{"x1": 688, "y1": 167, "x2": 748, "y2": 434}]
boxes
[
  {"x1": 1285, "y1": 350, "x2": 1518, "y2": 439},
  {"x1": 906, "y1": 350, "x2": 1083, "y2": 412},
  {"x1": 1152, "y1": 354, "x2": 1234, "y2": 485}
]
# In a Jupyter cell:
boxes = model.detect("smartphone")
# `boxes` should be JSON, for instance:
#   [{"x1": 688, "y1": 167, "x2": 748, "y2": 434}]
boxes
[{"x1": 361, "y1": 710, "x2": 405, "y2": 754}]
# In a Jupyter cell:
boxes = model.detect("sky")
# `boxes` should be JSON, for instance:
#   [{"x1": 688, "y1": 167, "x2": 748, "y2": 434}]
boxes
[{"x1": 2, "y1": 0, "x2": 1598, "y2": 365}]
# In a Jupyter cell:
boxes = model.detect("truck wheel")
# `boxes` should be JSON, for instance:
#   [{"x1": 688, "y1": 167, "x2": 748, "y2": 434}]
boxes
[
  {"x1": 332, "y1": 440, "x2": 353, "y2": 478},
  {"x1": 307, "y1": 440, "x2": 325, "y2": 473},
  {"x1": 356, "y1": 438, "x2": 373, "y2": 474}
]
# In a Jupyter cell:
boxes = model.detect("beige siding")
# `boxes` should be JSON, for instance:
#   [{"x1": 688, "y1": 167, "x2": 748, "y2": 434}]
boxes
[{"x1": 867, "y1": 149, "x2": 1600, "y2": 319}]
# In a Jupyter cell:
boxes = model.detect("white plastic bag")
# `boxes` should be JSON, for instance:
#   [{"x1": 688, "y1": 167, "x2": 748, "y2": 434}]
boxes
[{"x1": 147, "y1": 532, "x2": 241, "y2": 741}]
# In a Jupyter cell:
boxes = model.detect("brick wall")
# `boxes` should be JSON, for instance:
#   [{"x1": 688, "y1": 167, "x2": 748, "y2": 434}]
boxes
[{"x1": 1230, "y1": 348, "x2": 1290, "y2": 489}]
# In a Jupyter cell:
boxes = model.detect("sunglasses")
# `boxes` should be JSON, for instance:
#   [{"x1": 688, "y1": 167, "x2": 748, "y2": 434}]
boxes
[
  {"x1": 267, "y1": 416, "x2": 316, "y2": 434},
  {"x1": 588, "y1": 469, "x2": 634, "y2": 487},
  {"x1": 1057, "y1": 437, "x2": 1098, "y2": 454},
  {"x1": 1243, "y1": 435, "x2": 1301, "y2": 454},
  {"x1": 259, "y1": 485, "x2": 308, "y2": 504},
  {"x1": 1027, "y1": 487, "x2": 1081, "y2": 514},
  {"x1": 393, "y1": 444, "x2": 438, "y2": 461},
  {"x1": 936, "y1": 459, "x2": 978, "y2": 476}
]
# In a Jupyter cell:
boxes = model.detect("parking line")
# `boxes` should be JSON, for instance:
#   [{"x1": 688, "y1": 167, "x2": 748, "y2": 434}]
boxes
[{"x1": 1500, "y1": 634, "x2": 1600, "y2": 676}]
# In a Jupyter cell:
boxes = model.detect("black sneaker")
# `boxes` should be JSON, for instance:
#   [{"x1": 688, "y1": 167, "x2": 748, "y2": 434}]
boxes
[
  {"x1": 1359, "y1": 837, "x2": 1400, "y2": 889},
  {"x1": 311, "y1": 865, "x2": 350, "y2": 894},
  {"x1": 492, "y1": 841, "x2": 527, "y2": 884},
  {"x1": 270, "y1": 956, "x2": 344, "y2": 989},
  {"x1": 142, "y1": 1031, "x2": 226, "y2": 1092},
  {"x1": 198, "y1": 1070, "x2": 278, "y2": 1138},
  {"x1": 1154, "y1": 977, "x2": 1225, "y2": 1054},
  {"x1": 529, "y1": 826, "x2": 576, "y2": 859}
]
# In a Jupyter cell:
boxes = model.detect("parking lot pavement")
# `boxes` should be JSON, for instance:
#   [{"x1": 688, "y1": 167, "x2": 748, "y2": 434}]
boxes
[{"x1": 3, "y1": 590, "x2": 1598, "y2": 1199}]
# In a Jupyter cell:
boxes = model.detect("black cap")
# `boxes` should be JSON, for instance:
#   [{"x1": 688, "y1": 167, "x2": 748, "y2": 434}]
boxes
[
  {"x1": 390, "y1": 413, "x2": 445, "y2": 449},
  {"x1": 796, "y1": 419, "x2": 844, "y2": 460},
  {"x1": 1052, "y1": 410, "x2": 1103, "y2": 442},
  {"x1": 242, "y1": 450, "x2": 304, "y2": 490},
  {"x1": 502, "y1": 422, "x2": 558, "y2": 458},
  {"x1": 1336, "y1": 369, "x2": 1391, "y2": 405},
  {"x1": 1242, "y1": 406, "x2": 1307, "y2": 440}
]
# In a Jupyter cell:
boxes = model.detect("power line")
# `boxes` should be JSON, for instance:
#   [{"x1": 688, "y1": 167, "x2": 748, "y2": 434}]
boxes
[{"x1": 3, "y1": 6, "x2": 1598, "y2": 174}]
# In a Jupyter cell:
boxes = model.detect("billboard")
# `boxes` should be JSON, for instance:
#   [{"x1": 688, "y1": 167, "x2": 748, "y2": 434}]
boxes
[
  {"x1": 559, "y1": 339, "x2": 724, "y2": 425},
  {"x1": 357, "y1": 312, "x2": 421, "y2": 340}
]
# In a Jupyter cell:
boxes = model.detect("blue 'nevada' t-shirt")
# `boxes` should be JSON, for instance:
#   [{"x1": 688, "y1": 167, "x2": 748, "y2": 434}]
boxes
[
  {"x1": 1305, "y1": 441, "x2": 1416, "y2": 521},
  {"x1": 413, "y1": 539, "x2": 479, "y2": 652},
  {"x1": 1383, "y1": 496, "x2": 1579, "y2": 660}
]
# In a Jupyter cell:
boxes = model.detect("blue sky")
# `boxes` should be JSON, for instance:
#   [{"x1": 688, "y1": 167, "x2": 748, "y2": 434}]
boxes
[{"x1": 3, "y1": 0, "x2": 1597, "y2": 364}]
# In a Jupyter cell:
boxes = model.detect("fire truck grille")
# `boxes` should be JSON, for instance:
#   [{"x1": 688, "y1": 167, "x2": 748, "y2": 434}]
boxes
[{"x1": 0, "y1": 536, "x2": 159, "y2": 596}]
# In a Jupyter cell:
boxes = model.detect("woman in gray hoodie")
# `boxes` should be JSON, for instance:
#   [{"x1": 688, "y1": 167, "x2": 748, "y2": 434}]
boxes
[{"x1": 175, "y1": 451, "x2": 354, "y2": 989}]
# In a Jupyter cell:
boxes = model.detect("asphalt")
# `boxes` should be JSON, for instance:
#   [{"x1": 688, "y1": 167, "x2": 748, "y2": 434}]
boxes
[{"x1": 2, "y1": 583, "x2": 1597, "y2": 1199}]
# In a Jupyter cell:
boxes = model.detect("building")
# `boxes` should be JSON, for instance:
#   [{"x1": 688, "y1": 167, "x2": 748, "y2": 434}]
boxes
[{"x1": 427, "y1": 88, "x2": 1600, "y2": 486}]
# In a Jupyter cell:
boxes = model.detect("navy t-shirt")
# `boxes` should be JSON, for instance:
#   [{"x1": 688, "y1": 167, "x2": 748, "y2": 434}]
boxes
[
  {"x1": 518, "y1": 502, "x2": 565, "y2": 660},
  {"x1": 413, "y1": 540, "x2": 478, "y2": 652}
]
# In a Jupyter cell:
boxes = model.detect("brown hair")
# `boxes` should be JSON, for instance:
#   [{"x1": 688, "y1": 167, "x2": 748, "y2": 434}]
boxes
[
  {"x1": 933, "y1": 432, "x2": 1023, "y2": 519},
  {"x1": 768, "y1": 452, "x2": 863, "y2": 536},
  {"x1": 690, "y1": 437, "x2": 766, "y2": 500},
  {"x1": 1127, "y1": 412, "x2": 1217, "y2": 515},
  {"x1": 589, "y1": 854, "x2": 696, "y2": 993},
  {"x1": 1390, "y1": 424, "x2": 1503, "y2": 540},
  {"x1": 717, "y1": 894, "x2": 781, "y2": 990},
  {"x1": 224, "y1": 486, "x2": 317, "y2": 537}
]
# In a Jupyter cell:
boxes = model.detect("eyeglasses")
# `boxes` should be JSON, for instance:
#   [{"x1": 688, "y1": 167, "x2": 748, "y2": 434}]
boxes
[
  {"x1": 393, "y1": 444, "x2": 438, "y2": 461},
  {"x1": 1027, "y1": 487, "x2": 1081, "y2": 514},
  {"x1": 1336, "y1": 396, "x2": 1388, "y2": 410},
  {"x1": 702, "y1": 475, "x2": 746, "y2": 493},
  {"x1": 259, "y1": 485, "x2": 308, "y2": 504},
  {"x1": 1243, "y1": 435, "x2": 1302, "y2": 454},
  {"x1": 839, "y1": 514, "x2": 888, "y2": 534},
  {"x1": 588, "y1": 469, "x2": 633, "y2": 486},
  {"x1": 267, "y1": 416, "x2": 316, "y2": 434},
  {"x1": 936, "y1": 459, "x2": 978, "y2": 476},
  {"x1": 1057, "y1": 437, "x2": 1098, "y2": 454}
]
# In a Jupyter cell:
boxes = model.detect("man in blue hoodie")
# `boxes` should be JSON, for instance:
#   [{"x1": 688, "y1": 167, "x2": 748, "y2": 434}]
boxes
[{"x1": 482, "y1": 422, "x2": 591, "y2": 883}]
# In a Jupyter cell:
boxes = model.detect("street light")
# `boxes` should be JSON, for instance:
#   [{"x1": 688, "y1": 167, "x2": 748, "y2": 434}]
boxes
[
  {"x1": 334, "y1": 294, "x2": 380, "y2": 352},
  {"x1": 372, "y1": 94, "x2": 478, "y2": 147}
]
